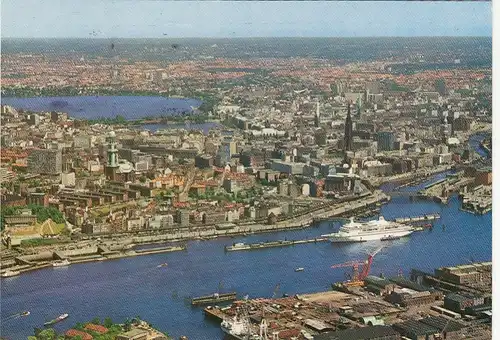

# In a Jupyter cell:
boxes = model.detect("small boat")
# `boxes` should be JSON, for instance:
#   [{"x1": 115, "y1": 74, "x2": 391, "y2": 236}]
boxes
[
  {"x1": 157, "y1": 263, "x2": 168, "y2": 268},
  {"x1": 295, "y1": 267, "x2": 304, "y2": 272},
  {"x1": 53, "y1": 259, "x2": 71, "y2": 267},
  {"x1": 44, "y1": 313, "x2": 69, "y2": 326},
  {"x1": 1, "y1": 270, "x2": 20, "y2": 278},
  {"x1": 21, "y1": 311, "x2": 30, "y2": 317},
  {"x1": 381, "y1": 235, "x2": 401, "y2": 241}
]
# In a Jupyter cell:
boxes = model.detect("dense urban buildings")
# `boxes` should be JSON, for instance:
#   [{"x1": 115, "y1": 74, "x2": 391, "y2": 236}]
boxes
[{"x1": 0, "y1": 35, "x2": 492, "y2": 340}]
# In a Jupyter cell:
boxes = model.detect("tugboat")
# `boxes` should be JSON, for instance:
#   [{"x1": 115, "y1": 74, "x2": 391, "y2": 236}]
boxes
[
  {"x1": 44, "y1": 313, "x2": 69, "y2": 326},
  {"x1": 1, "y1": 270, "x2": 20, "y2": 278},
  {"x1": 53, "y1": 259, "x2": 71, "y2": 267},
  {"x1": 381, "y1": 235, "x2": 401, "y2": 241}
]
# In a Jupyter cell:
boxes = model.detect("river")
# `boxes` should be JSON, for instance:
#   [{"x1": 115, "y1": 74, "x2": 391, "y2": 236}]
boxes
[{"x1": 0, "y1": 169, "x2": 491, "y2": 339}]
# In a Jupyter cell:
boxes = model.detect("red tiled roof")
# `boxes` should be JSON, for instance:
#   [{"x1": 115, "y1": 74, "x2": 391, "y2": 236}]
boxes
[
  {"x1": 84, "y1": 323, "x2": 108, "y2": 334},
  {"x1": 65, "y1": 329, "x2": 93, "y2": 340}
]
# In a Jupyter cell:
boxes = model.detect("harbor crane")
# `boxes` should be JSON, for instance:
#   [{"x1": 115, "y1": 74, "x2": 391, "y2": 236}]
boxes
[{"x1": 331, "y1": 246, "x2": 384, "y2": 287}]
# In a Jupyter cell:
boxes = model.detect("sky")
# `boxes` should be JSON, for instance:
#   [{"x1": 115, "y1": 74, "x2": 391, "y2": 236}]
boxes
[{"x1": 1, "y1": 1, "x2": 492, "y2": 38}]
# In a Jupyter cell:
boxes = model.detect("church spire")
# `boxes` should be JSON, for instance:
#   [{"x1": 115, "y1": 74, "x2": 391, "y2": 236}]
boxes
[{"x1": 344, "y1": 102, "x2": 353, "y2": 152}]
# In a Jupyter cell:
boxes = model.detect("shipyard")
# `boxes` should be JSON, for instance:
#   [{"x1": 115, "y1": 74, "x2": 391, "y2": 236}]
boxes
[{"x1": 203, "y1": 260, "x2": 492, "y2": 340}]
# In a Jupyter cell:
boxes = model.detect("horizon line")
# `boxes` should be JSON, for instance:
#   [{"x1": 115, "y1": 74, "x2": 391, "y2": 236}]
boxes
[{"x1": 1, "y1": 35, "x2": 493, "y2": 39}]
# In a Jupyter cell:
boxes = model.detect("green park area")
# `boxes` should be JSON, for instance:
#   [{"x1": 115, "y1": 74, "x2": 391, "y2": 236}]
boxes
[{"x1": 29, "y1": 317, "x2": 169, "y2": 340}]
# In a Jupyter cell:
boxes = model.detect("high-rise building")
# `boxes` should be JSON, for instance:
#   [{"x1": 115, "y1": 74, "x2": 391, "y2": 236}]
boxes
[
  {"x1": 314, "y1": 100, "x2": 320, "y2": 127},
  {"x1": 28, "y1": 149, "x2": 62, "y2": 175},
  {"x1": 356, "y1": 96, "x2": 362, "y2": 117},
  {"x1": 377, "y1": 131, "x2": 395, "y2": 152},
  {"x1": 344, "y1": 103, "x2": 353, "y2": 152}
]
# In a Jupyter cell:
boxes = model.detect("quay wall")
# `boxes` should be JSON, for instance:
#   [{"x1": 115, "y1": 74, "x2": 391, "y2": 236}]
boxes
[{"x1": 126, "y1": 191, "x2": 389, "y2": 244}]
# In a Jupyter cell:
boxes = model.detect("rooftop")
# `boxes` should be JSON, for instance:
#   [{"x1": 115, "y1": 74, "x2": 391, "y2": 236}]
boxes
[{"x1": 313, "y1": 325, "x2": 399, "y2": 340}]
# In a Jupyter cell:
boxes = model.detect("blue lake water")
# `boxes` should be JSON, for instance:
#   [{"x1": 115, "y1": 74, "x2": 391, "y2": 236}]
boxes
[
  {"x1": 0, "y1": 171, "x2": 491, "y2": 339},
  {"x1": 0, "y1": 96, "x2": 202, "y2": 120}
]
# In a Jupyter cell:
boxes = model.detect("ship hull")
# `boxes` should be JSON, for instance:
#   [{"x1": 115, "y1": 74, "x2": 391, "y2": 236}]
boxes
[{"x1": 330, "y1": 230, "x2": 413, "y2": 243}]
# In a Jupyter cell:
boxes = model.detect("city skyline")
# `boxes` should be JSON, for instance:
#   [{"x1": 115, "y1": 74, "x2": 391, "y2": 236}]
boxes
[{"x1": 1, "y1": 1, "x2": 492, "y2": 38}]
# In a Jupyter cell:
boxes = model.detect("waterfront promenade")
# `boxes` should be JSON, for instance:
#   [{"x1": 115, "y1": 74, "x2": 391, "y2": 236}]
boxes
[{"x1": 1, "y1": 190, "x2": 389, "y2": 276}]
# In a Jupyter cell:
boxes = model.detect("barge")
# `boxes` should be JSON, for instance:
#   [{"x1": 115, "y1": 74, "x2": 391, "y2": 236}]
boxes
[{"x1": 191, "y1": 292, "x2": 237, "y2": 306}]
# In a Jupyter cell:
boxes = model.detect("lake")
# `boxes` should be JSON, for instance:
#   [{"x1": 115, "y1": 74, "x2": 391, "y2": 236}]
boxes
[{"x1": 0, "y1": 96, "x2": 203, "y2": 120}]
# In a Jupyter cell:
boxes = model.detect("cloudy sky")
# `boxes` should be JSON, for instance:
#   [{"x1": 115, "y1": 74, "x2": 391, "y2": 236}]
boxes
[{"x1": 1, "y1": 0, "x2": 492, "y2": 38}]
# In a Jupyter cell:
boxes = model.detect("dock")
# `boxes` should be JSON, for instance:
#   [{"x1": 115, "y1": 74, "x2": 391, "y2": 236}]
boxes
[
  {"x1": 461, "y1": 185, "x2": 492, "y2": 215},
  {"x1": 204, "y1": 306, "x2": 226, "y2": 321},
  {"x1": 191, "y1": 292, "x2": 237, "y2": 305},
  {"x1": 225, "y1": 238, "x2": 328, "y2": 252},
  {"x1": 394, "y1": 214, "x2": 440, "y2": 224}
]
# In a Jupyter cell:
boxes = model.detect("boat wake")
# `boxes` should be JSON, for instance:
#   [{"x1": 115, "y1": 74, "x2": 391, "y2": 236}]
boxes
[{"x1": 1, "y1": 311, "x2": 30, "y2": 322}]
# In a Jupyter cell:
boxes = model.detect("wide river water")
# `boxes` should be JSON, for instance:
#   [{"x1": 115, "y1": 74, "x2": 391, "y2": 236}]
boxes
[{"x1": 0, "y1": 170, "x2": 491, "y2": 339}]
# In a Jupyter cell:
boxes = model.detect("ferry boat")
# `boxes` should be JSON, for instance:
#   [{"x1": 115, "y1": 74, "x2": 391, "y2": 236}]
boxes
[
  {"x1": 1, "y1": 270, "x2": 20, "y2": 278},
  {"x1": 44, "y1": 313, "x2": 69, "y2": 326},
  {"x1": 295, "y1": 267, "x2": 304, "y2": 272},
  {"x1": 321, "y1": 216, "x2": 414, "y2": 243},
  {"x1": 53, "y1": 259, "x2": 71, "y2": 267}
]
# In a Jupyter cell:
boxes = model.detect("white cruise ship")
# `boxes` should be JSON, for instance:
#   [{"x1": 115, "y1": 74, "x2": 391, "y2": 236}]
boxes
[{"x1": 322, "y1": 216, "x2": 413, "y2": 243}]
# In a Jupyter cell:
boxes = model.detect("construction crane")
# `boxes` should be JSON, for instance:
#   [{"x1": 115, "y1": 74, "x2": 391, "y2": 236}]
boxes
[
  {"x1": 331, "y1": 246, "x2": 384, "y2": 287},
  {"x1": 271, "y1": 283, "x2": 281, "y2": 299}
]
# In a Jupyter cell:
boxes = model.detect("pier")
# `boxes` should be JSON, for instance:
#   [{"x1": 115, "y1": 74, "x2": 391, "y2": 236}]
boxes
[
  {"x1": 0, "y1": 245, "x2": 187, "y2": 278},
  {"x1": 394, "y1": 214, "x2": 440, "y2": 224},
  {"x1": 225, "y1": 237, "x2": 329, "y2": 252}
]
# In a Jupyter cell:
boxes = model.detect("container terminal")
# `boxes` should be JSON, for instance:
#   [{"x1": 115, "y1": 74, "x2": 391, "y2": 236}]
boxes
[{"x1": 203, "y1": 260, "x2": 492, "y2": 340}]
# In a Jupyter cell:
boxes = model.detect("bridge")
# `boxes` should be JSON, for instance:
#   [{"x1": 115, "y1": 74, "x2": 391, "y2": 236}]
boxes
[{"x1": 386, "y1": 191, "x2": 422, "y2": 197}]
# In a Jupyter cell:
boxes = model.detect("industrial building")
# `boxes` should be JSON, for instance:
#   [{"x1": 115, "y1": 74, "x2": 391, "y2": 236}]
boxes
[{"x1": 434, "y1": 262, "x2": 492, "y2": 286}]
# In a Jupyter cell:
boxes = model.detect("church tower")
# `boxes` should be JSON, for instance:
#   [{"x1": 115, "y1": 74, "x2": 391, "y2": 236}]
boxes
[
  {"x1": 314, "y1": 100, "x2": 320, "y2": 127},
  {"x1": 104, "y1": 131, "x2": 119, "y2": 181},
  {"x1": 344, "y1": 102, "x2": 353, "y2": 152}
]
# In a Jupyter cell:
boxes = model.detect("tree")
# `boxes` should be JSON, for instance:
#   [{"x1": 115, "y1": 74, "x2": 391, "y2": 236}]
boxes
[
  {"x1": 104, "y1": 317, "x2": 113, "y2": 329},
  {"x1": 91, "y1": 317, "x2": 101, "y2": 325},
  {"x1": 37, "y1": 328, "x2": 57, "y2": 340},
  {"x1": 124, "y1": 318, "x2": 132, "y2": 332}
]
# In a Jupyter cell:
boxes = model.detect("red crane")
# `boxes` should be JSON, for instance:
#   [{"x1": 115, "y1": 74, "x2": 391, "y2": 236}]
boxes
[{"x1": 331, "y1": 246, "x2": 384, "y2": 286}]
